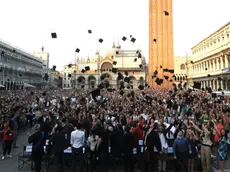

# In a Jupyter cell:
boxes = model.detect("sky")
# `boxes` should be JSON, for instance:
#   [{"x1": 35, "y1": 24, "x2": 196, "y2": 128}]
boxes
[{"x1": 0, "y1": 0, "x2": 230, "y2": 70}]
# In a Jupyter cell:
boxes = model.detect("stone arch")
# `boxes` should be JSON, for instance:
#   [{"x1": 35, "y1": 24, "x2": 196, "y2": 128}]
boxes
[
  {"x1": 77, "y1": 76, "x2": 86, "y2": 89},
  {"x1": 88, "y1": 75, "x2": 96, "y2": 89},
  {"x1": 129, "y1": 76, "x2": 136, "y2": 87},
  {"x1": 100, "y1": 72, "x2": 112, "y2": 81},
  {"x1": 139, "y1": 77, "x2": 144, "y2": 86},
  {"x1": 180, "y1": 64, "x2": 185, "y2": 70},
  {"x1": 101, "y1": 62, "x2": 113, "y2": 73}
]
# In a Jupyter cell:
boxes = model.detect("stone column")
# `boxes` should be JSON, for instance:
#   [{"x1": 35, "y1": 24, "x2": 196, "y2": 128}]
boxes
[
  {"x1": 221, "y1": 56, "x2": 224, "y2": 70},
  {"x1": 225, "y1": 55, "x2": 229, "y2": 68},
  {"x1": 220, "y1": 80, "x2": 223, "y2": 90}
]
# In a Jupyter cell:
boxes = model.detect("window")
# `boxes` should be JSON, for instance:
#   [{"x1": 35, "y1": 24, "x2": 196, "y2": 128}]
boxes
[
  {"x1": 180, "y1": 64, "x2": 185, "y2": 70},
  {"x1": 64, "y1": 84, "x2": 66, "y2": 87}
]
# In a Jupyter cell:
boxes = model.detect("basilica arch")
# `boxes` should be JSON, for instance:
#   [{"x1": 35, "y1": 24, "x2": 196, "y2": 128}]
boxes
[
  {"x1": 88, "y1": 75, "x2": 96, "y2": 89},
  {"x1": 77, "y1": 76, "x2": 86, "y2": 89}
]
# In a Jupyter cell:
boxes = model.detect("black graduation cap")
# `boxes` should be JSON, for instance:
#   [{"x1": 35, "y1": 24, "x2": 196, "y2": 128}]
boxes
[
  {"x1": 52, "y1": 65, "x2": 56, "y2": 71},
  {"x1": 81, "y1": 69, "x2": 85, "y2": 73},
  {"x1": 191, "y1": 61, "x2": 194, "y2": 64},
  {"x1": 130, "y1": 37, "x2": 136, "y2": 43},
  {"x1": 205, "y1": 68, "x2": 208, "y2": 70},
  {"x1": 88, "y1": 30, "x2": 92, "y2": 34},
  {"x1": 136, "y1": 50, "x2": 139, "y2": 54},
  {"x1": 153, "y1": 38, "x2": 157, "y2": 42},
  {"x1": 130, "y1": 35, "x2": 132, "y2": 38},
  {"x1": 125, "y1": 71, "x2": 128, "y2": 76},
  {"x1": 75, "y1": 48, "x2": 80, "y2": 53},
  {"x1": 168, "y1": 69, "x2": 174, "y2": 73},
  {"x1": 12, "y1": 49, "x2": 16, "y2": 53},
  {"x1": 68, "y1": 64, "x2": 72, "y2": 68},
  {"x1": 163, "y1": 68, "x2": 168, "y2": 72},
  {"x1": 134, "y1": 58, "x2": 137, "y2": 62},
  {"x1": 113, "y1": 61, "x2": 117, "y2": 65},
  {"x1": 99, "y1": 38, "x2": 103, "y2": 43},
  {"x1": 138, "y1": 53, "x2": 142, "y2": 58},
  {"x1": 160, "y1": 65, "x2": 163, "y2": 68},
  {"x1": 164, "y1": 76, "x2": 169, "y2": 80},
  {"x1": 116, "y1": 51, "x2": 119, "y2": 55},
  {"x1": 68, "y1": 74, "x2": 72, "y2": 77},
  {"x1": 139, "y1": 64, "x2": 143, "y2": 68},
  {"x1": 163, "y1": 11, "x2": 169, "y2": 16},
  {"x1": 51, "y1": 32, "x2": 57, "y2": 38},
  {"x1": 122, "y1": 36, "x2": 127, "y2": 41},
  {"x1": 42, "y1": 92, "x2": 46, "y2": 96},
  {"x1": 85, "y1": 66, "x2": 90, "y2": 71},
  {"x1": 170, "y1": 79, "x2": 173, "y2": 82},
  {"x1": 112, "y1": 68, "x2": 117, "y2": 74},
  {"x1": 207, "y1": 74, "x2": 211, "y2": 77}
]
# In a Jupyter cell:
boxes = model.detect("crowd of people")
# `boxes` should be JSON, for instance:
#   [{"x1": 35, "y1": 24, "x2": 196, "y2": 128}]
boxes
[{"x1": 0, "y1": 87, "x2": 230, "y2": 172}]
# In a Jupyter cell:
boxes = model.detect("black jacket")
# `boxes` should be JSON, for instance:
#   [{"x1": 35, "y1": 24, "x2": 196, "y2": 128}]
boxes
[
  {"x1": 145, "y1": 129, "x2": 161, "y2": 153},
  {"x1": 123, "y1": 132, "x2": 135, "y2": 156},
  {"x1": 28, "y1": 130, "x2": 45, "y2": 155}
]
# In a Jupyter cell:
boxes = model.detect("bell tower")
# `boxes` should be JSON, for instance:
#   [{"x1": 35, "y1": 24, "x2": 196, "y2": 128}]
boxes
[{"x1": 148, "y1": 0, "x2": 174, "y2": 88}]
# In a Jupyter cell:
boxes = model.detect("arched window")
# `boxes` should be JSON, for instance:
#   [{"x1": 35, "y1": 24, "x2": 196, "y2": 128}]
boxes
[{"x1": 180, "y1": 64, "x2": 185, "y2": 70}]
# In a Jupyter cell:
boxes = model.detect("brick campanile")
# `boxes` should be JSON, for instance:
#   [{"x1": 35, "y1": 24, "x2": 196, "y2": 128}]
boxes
[{"x1": 148, "y1": 0, "x2": 174, "y2": 88}]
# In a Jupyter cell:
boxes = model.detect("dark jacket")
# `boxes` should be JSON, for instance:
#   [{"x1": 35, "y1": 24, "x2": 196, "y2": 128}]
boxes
[
  {"x1": 123, "y1": 132, "x2": 135, "y2": 156},
  {"x1": 145, "y1": 129, "x2": 161, "y2": 153}
]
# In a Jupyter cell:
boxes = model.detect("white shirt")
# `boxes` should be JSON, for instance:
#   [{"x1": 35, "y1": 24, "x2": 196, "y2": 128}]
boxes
[
  {"x1": 71, "y1": 130, "x2": 85, "y2": 149},
  {"x1": 159, "y1": 133, "x2": 168, "y2": 149}
]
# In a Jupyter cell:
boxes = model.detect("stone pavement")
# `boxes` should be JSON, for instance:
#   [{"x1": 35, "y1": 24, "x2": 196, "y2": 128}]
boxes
[{"x1": 1, "y1": 130, "x2": 230, "y2": 172}]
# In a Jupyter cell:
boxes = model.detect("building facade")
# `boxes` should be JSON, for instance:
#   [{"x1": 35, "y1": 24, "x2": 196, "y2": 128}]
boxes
[
  {"x1": 33, "y1": 49, "x2": 51, "y2": 87},
  {"x1": 187, "y1": 22, "x2": 230, "y2": 91},
  {"x1": 174, "y1": 56, "x2": 187, "y2": 84},
  {"x1": 62, "y1": 43, "x2": 146, "y2": 90},
  {"x1": 148, "y1": 0, "x2": 174, "y2": 88},
  {"x1": 0, "y1": 39, "x2": 43, "y2": 90}
]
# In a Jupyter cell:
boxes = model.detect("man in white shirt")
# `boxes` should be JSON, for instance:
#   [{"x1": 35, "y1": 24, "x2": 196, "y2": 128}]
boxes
[{"x1": 71, "y1": 123, "x2": 85, "y2": 172}]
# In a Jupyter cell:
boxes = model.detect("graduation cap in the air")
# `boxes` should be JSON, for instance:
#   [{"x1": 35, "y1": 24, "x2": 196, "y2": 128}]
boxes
[
  {"x1": 122, "y1": 36, "x2": 127, "y2": 41},
  {"x1": 113, "y1": 61, "x2": 117, "y2": 65},
  {"x1": 191, "y1": 61, "x2": 194, "y2": 64},
  {"x1": 163, "y1": 68, "x2": 168, "y2": 72},
  {"x1": 160, "y1": 65, "x2": 163, "y2": 68},
  {"x1": 125, "y1": 71, "x2": 128, "y2": 76},
  {"x1": 163, "y1": 11, "x2": 169, "y2": 16},
  {"x1": 68, "y1": 74, "x2": 72, "y2": 77},
  {"x1": 138, "y1": 53, "x2": 142, "y2": 58},
  {"x1": 99, "y1": 38, "x2": 103, "y2": 43},
  {"x1": 168, "y1": 69, "x2": 174, "y2": 73},
  {"x1": 130, "y1": 37, "x2": 136, "y2": 43},
  {"x1": 164, "y1": 76, "x2": 169, "y2": 80},
  {"x1": 42, "y1": 92, "x2": 46, "y2": 96},
  {"x1": 139, "y1": 64, "x2": 143, "y2": 69},
  {"x1": 51, "y1": 32, "x2": 57, "y2": 38},
  {"x1": 169, "y1": 79, "x2": 173, "y2": 82},
  {"x1": 68, "y1": 64, "x2": 72, "y2": 68},
  {"x1": 88, "y1": 30, "x2": 92, "y2": 34},
  {"x1": 205, "y1": 68, "x2": 208, "y2": 70},
  {"x1": 134, "y1": 58, "x2": 137, "y2": 62},
  {"x1": 81, "y1": 69, "x2": 85, "y2": 73},
  {"x1": 116, "y1": 51, "x2": 119, "y2": 55},
  {"x1": 153, "y1": 38, "x2": 157, "y2": 43},
  {"x1": 52, "y1": 65, "x2": 56, "y2": 71},
  {"x1": 112, "y1": 68, "x2": 117, "y2": 74},
  {"x1": 85, "y1": 66, "x2": 90, "y2": 71},
  {"x1": 12, "y1": 49, "x2": 16, "y2": 53},
  {"x1": 75, "y1": 48, "x2": 80, "y2": 53},
  {"x1": 207, "y1": 74, "x2": 211, "y2": 77}
]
